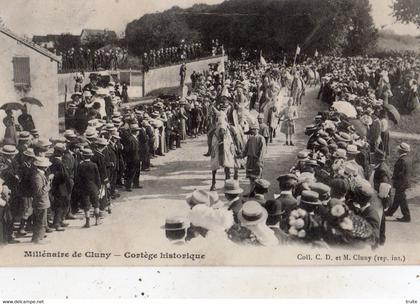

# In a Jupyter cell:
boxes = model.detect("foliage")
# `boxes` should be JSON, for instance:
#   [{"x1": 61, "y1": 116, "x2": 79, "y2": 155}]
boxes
[
  {"x1": 392, "y1": 0, "x2": 420, "y2": 28},
  {"x1": 125, "y1": 0, "x2": 378, "y2": 58},
  {"x1": 55, "y1": 34, "x2": 80, "y2": 52}
]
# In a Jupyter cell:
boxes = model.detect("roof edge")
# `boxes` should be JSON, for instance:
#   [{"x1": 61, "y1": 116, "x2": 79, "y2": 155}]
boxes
[{"x1": 0, "y1": 27, "x2": 61, "y2": 63}]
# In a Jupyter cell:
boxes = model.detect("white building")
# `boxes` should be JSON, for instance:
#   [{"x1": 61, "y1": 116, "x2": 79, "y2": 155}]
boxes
[{"x1": 0, "y1": 27, "x2": 61, "y2": 140}]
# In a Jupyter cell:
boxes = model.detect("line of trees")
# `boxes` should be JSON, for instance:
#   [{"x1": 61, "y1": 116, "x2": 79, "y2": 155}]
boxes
[{"x1": 125, "y1": 0, "x2": 379, "y2": 59}]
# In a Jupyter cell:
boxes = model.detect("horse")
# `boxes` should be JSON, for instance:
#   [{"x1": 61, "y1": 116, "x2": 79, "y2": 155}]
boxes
[
  {"x1": 304, "y1": 66, "x2": 320, "y2": 87},
  {"x1": 209, "y1": 110, "x2": 243, "y2": 191}
]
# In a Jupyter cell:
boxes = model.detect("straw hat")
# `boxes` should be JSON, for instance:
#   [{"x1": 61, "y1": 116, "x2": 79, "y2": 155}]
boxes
[
  {"x1": 398, "y1": 142, "x2": 410, "y2": 153},
  {"x1": 238, "y1": 201, "x2": 268, "y2": 226},
  {"x1": 23, "y1": 148, "x2": 36, "y2": 158},
  {"x1": 33, "y1": 157, "x2": 51, "y2": 168},
  {"x1": 0, "y1": 145, "x2": 18, "y2": 155},
  {"x1": 186, "y1": 189, "x2": 211, "y2": 208},
  {"x1": 223, "y1": 179, "x2": 243, "y2": 195}
]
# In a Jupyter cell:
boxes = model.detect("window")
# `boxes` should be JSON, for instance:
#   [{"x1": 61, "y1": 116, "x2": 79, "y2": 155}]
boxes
[{"x1": 12, "y1": 56, "x2": 31, "y2": 87}]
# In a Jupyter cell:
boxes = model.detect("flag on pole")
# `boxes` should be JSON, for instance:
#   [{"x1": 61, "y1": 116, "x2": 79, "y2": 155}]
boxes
[
  {"x1": 260, "y1": 55, "x2": 267, "y2": 66},
  {"x1": 260, "y1": 50, "x2": 267, "y2": 66},
  {"x1": 314, "y1": 49, "x2": 319, "y2": 57},
  {"x1": 296, "y1": 45, "x2": 301, "y2": 55}
]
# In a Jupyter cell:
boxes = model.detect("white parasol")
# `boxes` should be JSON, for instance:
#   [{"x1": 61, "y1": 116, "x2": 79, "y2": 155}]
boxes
[{"x1": 332, "y1": 101, "x2": 357, "y2": 118}]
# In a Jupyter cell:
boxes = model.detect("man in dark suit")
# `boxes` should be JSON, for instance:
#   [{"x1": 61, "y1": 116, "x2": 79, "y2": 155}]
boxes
[
  {"x1": 385, "y1": 143, "x2": 411, "y2": 222},
  {"x1": 222, "y1": 179, "x2": 244, "y2": 224},
  {"x1": 107, "y1": 133, "x2": 120, "y2": 199},
  {"x1": 124, "y1": 124, "x2": 141, "y2": 191},
  {"x1": 31, "y1": 157, "x2": 52, "y2": 244},
  {"x1": 353, "y1": 179, "x2": 381, "y2": 248},
  {"x1": 91, "y1": 138, "x2": 110, "y2": 212},
  {"x1": 276, "y1": 174, "x2": 298, "y2": 232},
  {"x1": 75, "y1": 148, "x2": 101, "y2": 228},
  {"x1": 50, "y1": 144, "x2": 72, "y2": 231},
  {"x1": 372, "y1": 150, "x2": 392, "y2": 245}
]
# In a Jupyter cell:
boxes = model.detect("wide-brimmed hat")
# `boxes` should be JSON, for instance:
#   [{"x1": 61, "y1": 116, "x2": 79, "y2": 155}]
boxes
[
  {"x1": 95, "y1": 137, "x2": 109, "y2": 146},
  {"x1": 160, "y1": 216, "x2": 189, "y2": 230},
  {"x1": 0, "y1": 145, "x2": 18, "y2": 155},
  {"x1": 333, "y1": 148, "x2": 347, "y2": 159},
  {"x1": 238, "y1": 201, "x2": 268, "y2": 226},
  {"x1": 276, "y1": 173, "x2": 298, "y2": 184},
  {"x1": 84, "y1": 129, "x2": 98, "y2": 139},
  {"x1": 346, "y1": 144, "x2": 359, "y2": 155},
  {"x1": 63, "y1": 129, "x2": 77, "y2": 138},
  {"x1": 297, "y1": 150, "x2": 310, "y2": 160},
  {"x1": 23, "y1": 148, "x2": 36, "y2": 158},
  {"x1": 129, "y1": 124, "x2": 141, "y2": 131},
  {"x1": 298, "y1": 190, "x2": 321, "y2": 205},
  {"x1": 254, "y1": 178, "x2": 271, "y2": 190},
  {"x1": 37, "y1": 138, "x2": 51, "y2": 147},
  {"x1": 223, "y1": 179, "x2": 243, "y2": 195},
  {"x1": 110, "y1": 131, "x2": 121, "y2": 139},
  {"x1": 81, "y1": 148, "x2": 94, "y2": 157},
  {"x1": 309, "y1": 182, "x2": 331, "y2": 203},
  {"x1": 33, "y1": 157, "x2": 51, "y2": 168},
  {"x1": 18, "y1": 131, "x2": 31, "y2": 141},
  {"x1": 186, "y1": 189, "x2": 212, "y2": 208},
  {"x1": 30, "y1": 129, "x2": 39, "y2": 136},
  {"x1": 54, "y1": 143, "x2": 66, "y2": 152},
  {"x1": 398, "y1": 142, "x2": 410, "y2": 153}
]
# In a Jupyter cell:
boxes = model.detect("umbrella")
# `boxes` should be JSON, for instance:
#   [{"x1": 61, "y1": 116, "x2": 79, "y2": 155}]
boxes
[
  {"x1": 383, "y1": 104, "x2": 400, "y2": 125},
  {"x1": 0, "y1": 102, "x2": 24, "y2": 111},
  {"x1": 20, "y1": 97, "x2": 43, "y2": 107},
  {"x1": 332, "y1": 101, "x2": 357, "y2": 118},
  {"x1": 349, "y1": 118, "x2": 367, "y2": 137}
]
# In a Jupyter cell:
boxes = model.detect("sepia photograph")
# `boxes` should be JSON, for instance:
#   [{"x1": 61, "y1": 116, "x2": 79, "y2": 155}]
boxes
[{"x1": 0, "y1": 0, "x2": 420, "y2": 267}]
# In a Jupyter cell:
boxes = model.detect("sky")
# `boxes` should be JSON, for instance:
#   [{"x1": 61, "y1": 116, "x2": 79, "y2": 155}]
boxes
[{"x1": 1, "y1": 0, "x2": 419, "y2": 37}]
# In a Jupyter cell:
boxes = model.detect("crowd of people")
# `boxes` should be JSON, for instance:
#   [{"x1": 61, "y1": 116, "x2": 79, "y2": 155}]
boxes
[
  {"x1": 160, "y1": 55, "x2": 419, "y2": 249},
  {"x1": 143, "y1": 39, "x2": 224, "y2": 71},
  {"x1": 60, "y1": 47, "x2": 128, "y2": 72},
  {"x1": 0, "y1": 51, "x2": 418, "y2": 248}
]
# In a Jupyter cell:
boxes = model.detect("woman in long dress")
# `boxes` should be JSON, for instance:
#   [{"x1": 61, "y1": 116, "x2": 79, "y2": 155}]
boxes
[
  {"x1": 278, "y1": 98, "x2": 298, "y2": 146},
  {"x1": 3, "y1": 110, "x2": 18, "y2": 145}
]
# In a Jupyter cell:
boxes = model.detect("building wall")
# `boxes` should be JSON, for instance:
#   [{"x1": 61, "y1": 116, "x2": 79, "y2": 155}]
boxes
[
  {"x1": 0, "y1": 34, "x2": 60, "y2": 141},
  {"x1": 143, "y1": 55, "x2": 226, "y2": 95}
]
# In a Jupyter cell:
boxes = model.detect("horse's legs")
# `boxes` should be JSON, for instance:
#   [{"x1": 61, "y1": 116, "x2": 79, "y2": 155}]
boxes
[
  {"x1": 210, "y1": 170, "x2": 217, "y2": 191},
  {"x1": 224, "y1": 167, "x2": 231, "y2": 180},
  {"x1": 233, "y1": 168, "x2": 239, "y2": 180}
]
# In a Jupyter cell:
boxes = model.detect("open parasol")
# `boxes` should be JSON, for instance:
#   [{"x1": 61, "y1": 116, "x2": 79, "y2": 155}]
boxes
[
  {"x1": 383, "y1": 104, "x2": 400, "y2": 124},
  {"x1": 0, "y1": 102, "x2": 25, "y2": 111},
  {"x1": 20, "y1": 97, "x2": 43, "y2": 107},
  {"x1": 332, "y1": 101, "x2": 357, "y2": 118}
]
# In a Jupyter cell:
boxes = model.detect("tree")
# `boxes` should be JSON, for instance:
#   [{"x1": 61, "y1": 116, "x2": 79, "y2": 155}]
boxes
[
  {"x1": 56, "y1": 34, "x2": 80, "y2": 52},
  {"x1": 392, "y1": 0, "x2": 420, "y2": 28},
  {"x1": 125, "y1": 0, "x2": 378, "y2": 58}
]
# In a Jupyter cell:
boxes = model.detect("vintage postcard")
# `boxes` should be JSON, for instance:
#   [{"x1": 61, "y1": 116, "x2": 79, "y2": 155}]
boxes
[{"x1": 0, "y1": 0, "x2": 419, "y2": 266}]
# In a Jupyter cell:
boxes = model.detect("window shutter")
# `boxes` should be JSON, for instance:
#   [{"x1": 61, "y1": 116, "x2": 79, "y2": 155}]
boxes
[{"x1": 12, "y1": 57, "x2": 31, "y2": 87}]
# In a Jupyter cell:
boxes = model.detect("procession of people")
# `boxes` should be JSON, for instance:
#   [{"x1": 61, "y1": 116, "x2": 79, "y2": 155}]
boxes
[{"x1": 0, "y1": 49, "x2": 419, "y2": 248}]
